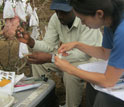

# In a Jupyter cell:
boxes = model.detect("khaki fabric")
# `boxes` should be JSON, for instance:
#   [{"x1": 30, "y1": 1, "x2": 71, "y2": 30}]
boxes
[
  {"x1": 32, "y1": 60, "x2": 95, "y2": 107},
  {"x1": 33, "y1": 13, "x2": 102, "y2": 63},
  {"x1": 31, "y1": 13, "x2": 103, "y2": 107}
]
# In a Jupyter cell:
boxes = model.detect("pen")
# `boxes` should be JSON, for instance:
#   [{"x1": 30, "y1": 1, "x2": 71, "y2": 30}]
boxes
[{"x1": 15, "y1": 84, "x2": 32, "y2": 87}]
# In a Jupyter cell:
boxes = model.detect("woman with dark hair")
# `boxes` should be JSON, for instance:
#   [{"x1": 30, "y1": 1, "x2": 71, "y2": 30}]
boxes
[{"x1": 54, "y1": 0, "x2": 124, "y2": 107}]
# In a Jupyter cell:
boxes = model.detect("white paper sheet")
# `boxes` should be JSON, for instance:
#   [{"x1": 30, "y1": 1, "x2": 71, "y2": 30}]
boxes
[
  {"x1": 0, "y1": 70, "x2": 15, "y2": 95},
  {"x1": 14, "y1": 83, "x2": 42, "y2": 92},
  {"x1": 14, "y1": 73, "x2": 24, "y2": 85},
  {"x1": 3, "y1": 1, "x2": 15, "y2": 19},
  {"x1": 78, "y1": 61, "x2": 124, "y2": 101},
  {"x1": 78, "y1": 60, "x2": 108, "y2": 74},
  {"x1": 19, "y1": 42, "x2": 29, "y2": 58}
]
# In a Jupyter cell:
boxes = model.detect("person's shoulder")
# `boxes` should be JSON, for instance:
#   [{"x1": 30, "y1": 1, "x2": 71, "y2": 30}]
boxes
[
  {"x1": 75, "y1": 17, "x2": 85, "y2": 27},
  {"x1": 115, "y1": 19, "x2": 124, "y2": 34},
  {"x1": 75, "y1": 17, "x2": 88, "y2": 30},
  {"x1": 48, "y1": 13, "x2": 60, "y2": 26},
  {"x1": 114, "y1": 20, "x2": 124, "y2": 41},
  {"x1": 50, "y1": 13, "x2": 58, "y2": 21},
  {"x1": 51, "y1": 13, "x2": 57, "y2": 18}
]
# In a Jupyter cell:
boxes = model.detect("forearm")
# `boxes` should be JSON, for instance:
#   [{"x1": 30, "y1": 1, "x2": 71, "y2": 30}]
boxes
[
  {"x1": 68, "y1": 64, "x2": 124, "y2": 88},
  {"x1": 27, "y1": 52, "x2": 52, "y2": 64},
  {"x1": 75, "y1": 42, "x2": 109, "y2": 60},
  {"x1": 46, "y1": 53, "x2": 52, "y2": 63},
  {"x1": 33, "y1": 40, "x2": 57, "y2": 52},
  {"x1": 70, "y1": 66, "x2": 113, "y2": 87}
]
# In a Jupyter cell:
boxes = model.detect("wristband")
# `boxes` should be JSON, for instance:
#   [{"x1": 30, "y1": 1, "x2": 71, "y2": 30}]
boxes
[{"x1": 51, "y1": 54, "x2": 55, "y2": 63}]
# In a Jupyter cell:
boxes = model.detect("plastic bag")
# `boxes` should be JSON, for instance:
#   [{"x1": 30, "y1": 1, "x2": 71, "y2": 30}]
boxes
[
  {"x1": 31, "y1": 27, "x2": 40, "y2": 40},
  {"x1": 19, "y1": 42, "x2": 29, "y2": 58},
  {"x1": 26, "y1": 3, "x2": 33, "y2": 16},
  {"x1": 3, "y1": 1, "x2": 15, "y2": 19},
  {"x1": 29, "y1": 8, "x2": 39, "y2": 27},
  {"x1": 15, "y1": 1, "x2": 26, "y2": 22},
  {"x1": 33, "y1": 8, "x2": 39, "y2": 25},
  {"x1": 29, "y1": 14, "x2": 38, "y2": 27}
]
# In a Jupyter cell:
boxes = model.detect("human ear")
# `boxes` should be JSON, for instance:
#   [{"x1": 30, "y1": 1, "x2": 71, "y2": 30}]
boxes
[{"x1": 95, "y1": 10, "x2": 104, "y2": 18}]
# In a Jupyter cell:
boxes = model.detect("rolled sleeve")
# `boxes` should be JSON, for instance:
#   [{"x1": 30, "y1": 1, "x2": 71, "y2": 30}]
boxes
[{"x1": 33, "y1": 13, "x2": 59, "y2": 52}]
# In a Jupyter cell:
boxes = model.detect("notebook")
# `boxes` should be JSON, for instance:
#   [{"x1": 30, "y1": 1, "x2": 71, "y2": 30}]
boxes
[
  {"x1": 0, "y1": 70, "x2": 15, "y2": 95},
  {"x1": 78, "y1": 61, "x2": 124, "y2": 101}
]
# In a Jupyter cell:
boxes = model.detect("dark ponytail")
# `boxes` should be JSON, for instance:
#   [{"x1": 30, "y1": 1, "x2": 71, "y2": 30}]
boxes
[
  {"x1": 69, "y1": 0, "x2": 124, "y2": 32},
  {"x1": 111, "y1": 0, "x2": 124, "y2": 32}
]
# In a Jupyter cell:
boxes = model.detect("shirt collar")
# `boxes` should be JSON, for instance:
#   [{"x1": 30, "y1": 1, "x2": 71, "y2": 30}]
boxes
[{"x1": 72, "y1": 16, "x2": 80, "y2": 28}]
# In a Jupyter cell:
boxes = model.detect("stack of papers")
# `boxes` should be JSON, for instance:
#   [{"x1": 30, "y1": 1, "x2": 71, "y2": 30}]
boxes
[
  {"x1": 19, "y1": 42, "x2": 29, "y2": 58},
  {"x1": 14, "y1": 77, "x2": 42, "y2": 92},
  {"x1": 0, "y1": 70, "x2": 15, "y2": 95},
  {"x1": 78, "y1": 61, "x2": 124, "y2": 101},
  {"x1": 14, "y1": 83, "x2": 42, "y2": 92},
  {"x1": 0, "y1": 71, "x2": 42, "y2": 95}
]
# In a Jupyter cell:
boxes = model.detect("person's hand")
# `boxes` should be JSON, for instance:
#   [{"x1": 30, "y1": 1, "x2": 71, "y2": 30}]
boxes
[
  {"x1": 16, "y1": 27, "x2": 35, "y2": 48},
  {"x1": 54, "y1": 56, "x2": 75, "y2": 74},
  {"x1": 58, "y1": 42, "x2": 78, "y2": 56},
  {"x1": 26, "y1": 52, "x2": 52, "y2": 64}
]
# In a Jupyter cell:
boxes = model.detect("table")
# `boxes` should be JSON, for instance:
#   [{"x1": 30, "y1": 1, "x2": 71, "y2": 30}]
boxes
[{"x1": 13, "y1": 80, "x2": 55, "y2": 107}]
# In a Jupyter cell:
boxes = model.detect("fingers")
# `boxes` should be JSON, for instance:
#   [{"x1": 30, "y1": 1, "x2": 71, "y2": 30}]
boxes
[
  {"x1": 23, "y1": 33, "x2": 30, "y2": 40},
  {"x1": 54, "y1": 56, "x2": 68, "y2": 68},
  {"x1": 54, "y1": 56, "x2": 60, "y2": 64},
  {"x1": 58, "y1": 46, "x2": 65, "y2": 53},
  {"x1": 16, "y1": 27, "x2": 30, "y2": 44},
  {"x1": 26, "y1": 53, "x2": 45, "y2": 64},
  {"x1": 58, "y1": 44, "x2": 69, "y2": 54},
  {"x1": 23, "y1": 53, "x2": 31, "y2": 58},
  {"x1": 17, "y1": 26, "x2": 25, "y2": 33},
  {"x1": 54, "y1": 55, "x2": 64, "y2": 62},
  {"x1": 27, "y1": 58, "x2": 37, "y2": 64},
  {"x1": 61, "y1": 52, "x2": 68, "y2": 56},
  {"x1": 25, "y1": 54, "x2": 37, "y2": 64},
  {"x1": 16, "y1": 27, "x2": 23, "y2": 38},
  {"x1": 27, "y1": 54, "x2": 35, "y2": 59},
  {"x1": 58, "y1": 46, "x2": 69, "y2": 57},
  {"x1": 16, "y1": 30, "x2": 22, "y2": 38},
  {"x1": 16, "y1": 27, "x2": 26, "y2": 38}
]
